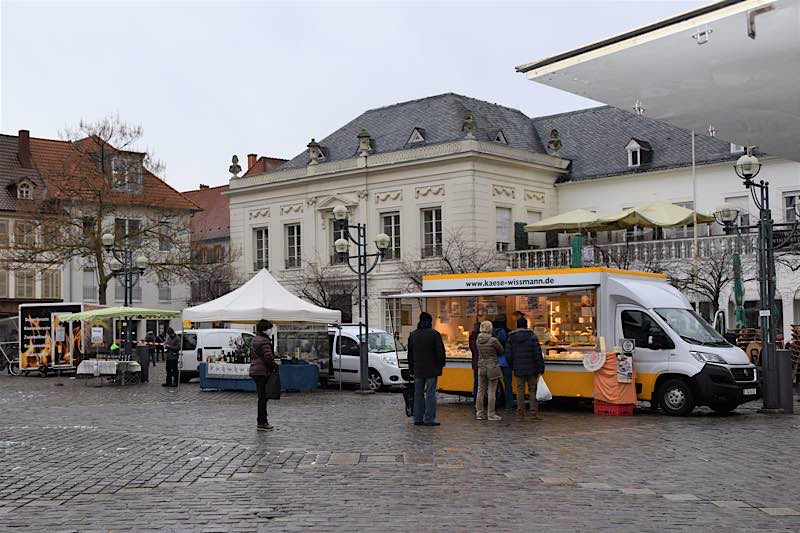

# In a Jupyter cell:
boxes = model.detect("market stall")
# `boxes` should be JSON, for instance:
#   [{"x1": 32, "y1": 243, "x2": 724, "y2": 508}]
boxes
[
  {"x1": 58, "y1": 307, "x2": 180, "y2": 386},
  {"x1": 182, "y1": 268, "x2": 341, "y2": 392}
]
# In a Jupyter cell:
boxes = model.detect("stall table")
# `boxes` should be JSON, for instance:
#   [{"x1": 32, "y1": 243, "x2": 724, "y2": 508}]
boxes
[
  {"x1": 76, "y1": 359, "x2": 141, "y2": 386},
  {"x1": 199, "y1": 361, "x2": 319, "y2": 392}
]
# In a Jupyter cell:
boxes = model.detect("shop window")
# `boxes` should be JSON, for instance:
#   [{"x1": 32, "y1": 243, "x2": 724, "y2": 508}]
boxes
[{"x1": 621, "y1": 310, "x2": 674, "y2": 350}]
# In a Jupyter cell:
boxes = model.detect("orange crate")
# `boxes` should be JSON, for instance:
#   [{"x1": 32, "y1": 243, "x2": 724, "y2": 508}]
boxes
[{"x1": 594, "y1": 400, "x2": 634, "y2": 416}]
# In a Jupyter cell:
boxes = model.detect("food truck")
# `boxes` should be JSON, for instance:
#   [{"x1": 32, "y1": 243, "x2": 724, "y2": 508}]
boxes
[{"x1": 393, "y1": 267, "x2": 760, "y2": 415}]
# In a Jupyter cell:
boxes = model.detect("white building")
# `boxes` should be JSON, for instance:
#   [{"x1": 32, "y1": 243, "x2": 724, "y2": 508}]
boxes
[{"x1": 229, "y1": 94, "x2": 800, "y2": 339}]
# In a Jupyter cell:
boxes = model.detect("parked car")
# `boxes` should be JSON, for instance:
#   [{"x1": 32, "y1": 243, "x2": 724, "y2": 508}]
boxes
[
  {"x1": 178, "y1": 328, "x2": 254, "y2": 382},
  {"x1": 328, "y1": 325, "x2": 409, "y2": 391}
]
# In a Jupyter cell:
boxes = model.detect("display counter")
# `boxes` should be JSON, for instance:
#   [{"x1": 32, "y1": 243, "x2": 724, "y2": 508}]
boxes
[{"x1": 198, "y1": 361, "x2": 320, "y2": 392}]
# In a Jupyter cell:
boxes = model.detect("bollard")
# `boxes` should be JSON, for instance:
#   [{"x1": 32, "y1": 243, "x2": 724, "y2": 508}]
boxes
[
  {"x1": 761, "y1": 349, "x2": 779, "y2": 410},
  {"x1": 777, "y1": 349, "x2": 794, "y2": 414}
]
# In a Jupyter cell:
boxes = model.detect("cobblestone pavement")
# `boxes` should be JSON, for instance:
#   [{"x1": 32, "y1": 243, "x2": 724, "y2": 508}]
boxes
[{"x1": 1, "y1": 364, "x2": 799, "y2": 531}]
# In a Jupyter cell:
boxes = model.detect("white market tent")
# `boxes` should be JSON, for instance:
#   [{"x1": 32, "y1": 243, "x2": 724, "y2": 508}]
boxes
[{"x1": 182, "y1": 269, "x2": 341, "y2": 325}]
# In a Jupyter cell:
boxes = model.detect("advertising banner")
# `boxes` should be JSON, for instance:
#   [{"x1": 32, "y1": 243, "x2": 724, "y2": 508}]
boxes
[{"x1": 19, "y1": 304, "x2": 83, "y2": 370}]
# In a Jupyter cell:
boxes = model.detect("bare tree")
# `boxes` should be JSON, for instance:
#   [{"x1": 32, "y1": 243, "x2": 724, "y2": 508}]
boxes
[
  {"x1": 668, "y1": 248, "x2": 754, "y2": 314},
  {"x1": 186, "y1": 245, "x2": 244, "y2": 306},
  {"x1": 397, "y1": 228, "x2": 500, "y2": 291},
  {"x1": 288, "y1": 259, "x2": 358, "y2": 321},
  {"x1": 4, "y1": 115, "x2": 194, "y2": 304}
]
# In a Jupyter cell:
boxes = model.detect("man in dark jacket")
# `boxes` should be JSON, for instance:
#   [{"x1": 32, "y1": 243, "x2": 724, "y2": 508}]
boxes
[
  {"x1": 407, "y1": 312, "x2": 446, "y2": 426},
  {"x1": 249, "y1": 319, "x2": 277, "y2": 431},
  {"x1": 162, "y1": 328, "x2": 180, "y2": 387},
  {"x1": 506, "y1": 316, "x2": 546, "y2": 421}
]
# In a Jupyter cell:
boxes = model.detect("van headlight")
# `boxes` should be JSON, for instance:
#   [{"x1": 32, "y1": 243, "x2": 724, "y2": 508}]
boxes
[
  {"x1": 381, "y1": 354, "x2": 398, "y2": 367},
  {"x1": 690, "y1": 351, "x2": 727, "y2": 364}
]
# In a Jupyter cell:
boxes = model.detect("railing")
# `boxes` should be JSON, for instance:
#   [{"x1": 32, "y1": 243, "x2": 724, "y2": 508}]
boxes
[{"x1": 505, "y1": 234, "x2": 758, "y2": 270}]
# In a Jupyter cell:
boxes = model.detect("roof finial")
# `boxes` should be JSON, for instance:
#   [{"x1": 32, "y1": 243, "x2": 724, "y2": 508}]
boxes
[
  {"x1": 307, "y1": 138, "x2": 325, "y2": 165},
  {"x1": 357, "y1": 129, "x2": 373, "y2": 156},
  {"x1": 229, "y1": 155, "x2": 242, "y2": 177},
  {"x1": 547, "y1": 129, "x2": 562, "y2": 156},
  {"x1": 462, "y1": 111, "x2": 476, "y2": 139}
]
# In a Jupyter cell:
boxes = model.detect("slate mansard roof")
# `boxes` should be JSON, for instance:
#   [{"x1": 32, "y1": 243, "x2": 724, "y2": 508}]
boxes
[
  {"x1": 531, "y1": 106, "x2": 738, "y2": 183},
  {"x1": 278, "y1": 93, "x2": 546, "y2": 169},
  {"x1": 250, "y1": 93, "x2": 744, "y2": 183}
]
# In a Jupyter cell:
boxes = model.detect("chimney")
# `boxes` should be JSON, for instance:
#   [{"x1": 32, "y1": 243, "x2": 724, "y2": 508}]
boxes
[
  {"x1": 199, "y1": 184, "x2": 209, "y2": 189},
  {"x1": 18, "y1": 130, "x2": 32, "y2": 168},
  {"x1": 247, "y1": 153, "x2": 257, "y2": 170}
]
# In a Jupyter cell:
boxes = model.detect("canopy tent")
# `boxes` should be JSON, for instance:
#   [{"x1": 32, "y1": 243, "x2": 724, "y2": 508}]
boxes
[
  {"x1": 526, "y1": 200, "x2": 712, "y2": 233},
  {"x1": 524, "y1": 209, "x2": 601, "y2": 232},
  {"x1": 182, "y1": 268, "x2": 341, "y2": 324},
  {"x1": 57, "y1": 306, "x2": 180, "y2": 322}
]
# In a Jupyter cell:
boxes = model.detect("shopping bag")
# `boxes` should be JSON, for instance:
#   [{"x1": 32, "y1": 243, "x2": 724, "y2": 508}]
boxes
[
  {"x1": 536, "y1": 376, "x2": 553, "y2": 402},
  {"x1": 265, "y1": 371, "x2": 281, "y2": 400}
]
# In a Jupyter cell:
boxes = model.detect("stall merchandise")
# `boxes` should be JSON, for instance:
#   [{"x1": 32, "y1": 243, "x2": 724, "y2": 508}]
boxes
[{"x1": 199, "y1": 361, "x2": 319, "y2": 392}]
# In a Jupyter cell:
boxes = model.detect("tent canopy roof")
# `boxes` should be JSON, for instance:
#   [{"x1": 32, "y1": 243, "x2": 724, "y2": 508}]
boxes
[
  {"x1": 57, "y1": 307, "x2": 180, "y2": 322},
  {"x1": 182, "y1": 269, "x2": 341, "y2": 324}
]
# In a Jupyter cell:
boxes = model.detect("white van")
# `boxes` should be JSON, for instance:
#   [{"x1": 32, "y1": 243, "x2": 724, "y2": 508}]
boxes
[
  {"x1": 178, "y1": 328, "x2": 254, "y2": 381},
  {"x1": 328, "y1": 325, "x2": 409, "y2": 391}
]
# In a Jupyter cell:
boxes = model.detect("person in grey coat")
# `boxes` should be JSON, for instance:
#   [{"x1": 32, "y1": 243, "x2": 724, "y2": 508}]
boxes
[
  {"x1": 162, "y1": 328, "x2": 180, "y2": 387},
  {"x1": 506, "y1": 316, "x2": 546, "y2": 421}
]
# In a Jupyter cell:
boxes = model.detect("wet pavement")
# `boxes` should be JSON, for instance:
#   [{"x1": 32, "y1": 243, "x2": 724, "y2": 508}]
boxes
[{"x1": 0, "y1": 364, "x2": 799, "y2": 531}]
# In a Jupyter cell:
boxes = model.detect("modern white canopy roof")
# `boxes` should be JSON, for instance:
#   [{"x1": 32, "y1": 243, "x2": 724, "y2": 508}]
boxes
[
  {"x1": 182, "y1": 269, "x2": 341, "y2": 324},
  {"x1": 517, "y1": 0, "x2": 800, "y2": 162}
]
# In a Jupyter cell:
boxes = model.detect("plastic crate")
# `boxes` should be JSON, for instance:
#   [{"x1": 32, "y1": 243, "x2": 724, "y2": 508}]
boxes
[{"x1": 594, "y1": 400, "x2": 634, "y2": 416}]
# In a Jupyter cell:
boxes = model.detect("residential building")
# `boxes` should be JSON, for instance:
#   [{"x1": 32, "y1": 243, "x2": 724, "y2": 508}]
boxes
[
  {"x1": 0, "y1": 129, "x2": 196, "y2": 338},
  {"x1": 183, "y1": 184, "x2": 231, "y2": 305}
]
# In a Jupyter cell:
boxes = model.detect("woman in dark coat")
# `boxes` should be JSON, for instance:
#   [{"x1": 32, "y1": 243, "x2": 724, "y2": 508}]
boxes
[{"x1": 249, "y1": 319, "x2": 277, "y2": 431}]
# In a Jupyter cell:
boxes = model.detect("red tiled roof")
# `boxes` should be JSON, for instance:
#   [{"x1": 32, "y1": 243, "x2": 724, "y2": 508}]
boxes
[
  {"x1": 242, "y1": 156, "x2": 287, "y2": 178},
  {"x1": 27, "y1": 135, "x2": 197, "y2": 211},
  {"x1": 182, "y1": 185, "x2": 229, "y2": 242}
]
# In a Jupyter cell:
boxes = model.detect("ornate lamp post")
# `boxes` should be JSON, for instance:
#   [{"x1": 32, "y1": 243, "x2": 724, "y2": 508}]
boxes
[
  {"x1": 713, "y1": 150, "x2": 799, "y2": 412},
  {"x1": 332, "y1": 205, "x2": 391, "y2": 393},
  {"x1": 101, "y1": 232, "x2": 149, "y2": 358}
]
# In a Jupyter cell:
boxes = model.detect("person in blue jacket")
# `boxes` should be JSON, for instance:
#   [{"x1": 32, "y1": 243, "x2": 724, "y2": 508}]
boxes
[{"x1": 492, "y1": 315, "x2": 514, "y2": 410}]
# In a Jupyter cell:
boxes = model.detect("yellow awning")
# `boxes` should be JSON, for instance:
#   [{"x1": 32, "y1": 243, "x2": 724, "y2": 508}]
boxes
[
  {"x1": 524, "y1": 209, "x2": 601, "y2": 232},
  {"x1": 600, "y1": 199, "x2": 714, "y2": 229}
]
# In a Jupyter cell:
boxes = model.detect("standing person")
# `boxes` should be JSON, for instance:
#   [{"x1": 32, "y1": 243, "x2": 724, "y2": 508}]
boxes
[
  {"x1": 468, "y1": 321, "x2": 480, "y2": 404},
  {"x1": 493, "y1": 316, "x2": 514, "y2": 411},
  {"x1": 163, "y1": 328, "x2": 180, "y2": 387},
  {"x1": 145, "y1": 331, "x2": 157, "y2": 367},
  {"x1": 506, "y1": 316, "x2": 546, "y2": 421},
  {"x1": 407, "y1": 312, "x2": 446, "y2": 427},
  {"x1": 249, "y1": 319, "x2": 276, "y2": 431},
  {"x1": 475, "y1": 321, "x2": 504, "y2": 421}
]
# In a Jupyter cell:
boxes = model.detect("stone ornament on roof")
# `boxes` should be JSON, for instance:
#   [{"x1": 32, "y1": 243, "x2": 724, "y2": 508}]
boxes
[
  {"x1": 307, "y1": 139, "x2": 326, "y2": 165},
  {"x1": 547, "y1": 129, "x2": 562, "y2": 156},
  {"x1": 462, "y1": 111, "x2": 477, "y2": 139},
  {"x1": 229, "y1": 155, "x2": 242, "y2": 177},
  {"x1": 357, "y1": 129, "x2": 373, "y2": 156}
]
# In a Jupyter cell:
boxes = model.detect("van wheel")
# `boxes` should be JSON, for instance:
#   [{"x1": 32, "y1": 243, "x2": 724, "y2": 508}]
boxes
[
  {"x1": 658, "y1": 378, "x2": 695, "y2": 416},
  {"x1": 710, "y1": 401, "x2": 738, "y2": 414},
  {"x1": 367, "y1": 369, "x2": 383, "y2": 392}
]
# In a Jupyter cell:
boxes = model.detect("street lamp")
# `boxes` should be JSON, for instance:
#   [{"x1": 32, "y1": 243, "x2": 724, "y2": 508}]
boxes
[
  {"x1": 713, "y1": 150, "x2": 799, "y2": 413},
  {"x1": 101, "y1": 232, "x2": 149, "y2": 358},
  {"x1": 332, "y1": 205, "x2": 390, "y2": 393}
]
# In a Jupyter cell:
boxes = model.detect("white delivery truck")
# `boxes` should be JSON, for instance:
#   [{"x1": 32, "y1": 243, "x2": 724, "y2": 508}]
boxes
[{"x1": 391, "y1": 267, "x2": 760, "y2": 415}]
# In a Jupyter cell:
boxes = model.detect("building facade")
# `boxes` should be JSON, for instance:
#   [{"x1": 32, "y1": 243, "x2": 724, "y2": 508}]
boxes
[{"x1": 229, "y1": 94, "x2": 800, "y2": 339}]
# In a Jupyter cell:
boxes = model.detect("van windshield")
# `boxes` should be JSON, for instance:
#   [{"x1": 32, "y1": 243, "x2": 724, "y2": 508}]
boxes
[
  {"x1": 654, "y1": 308, "x2": 729, "y2": 347},
  {"x1": 358, "y1": 332, "x2": 400, "y2": 353}
]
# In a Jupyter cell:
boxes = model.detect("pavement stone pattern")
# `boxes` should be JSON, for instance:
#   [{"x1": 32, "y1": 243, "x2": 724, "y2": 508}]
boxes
[{"x1": 1, "y1": 364, "x2": 799, "y2": 531}]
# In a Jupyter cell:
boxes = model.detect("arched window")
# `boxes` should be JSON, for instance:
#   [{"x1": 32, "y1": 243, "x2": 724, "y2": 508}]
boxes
[{"x1": 18, "y1": 182, "x2": 31, "y2": 200}]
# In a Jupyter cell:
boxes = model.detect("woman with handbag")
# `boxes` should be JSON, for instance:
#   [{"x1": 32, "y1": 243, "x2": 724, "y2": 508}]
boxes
[
  {"x1": 476, "y1": 320, "x2": 504, "y2": 421},
  {"x1": 249, "y1": 319, "x2": 278, "y2": 431}
]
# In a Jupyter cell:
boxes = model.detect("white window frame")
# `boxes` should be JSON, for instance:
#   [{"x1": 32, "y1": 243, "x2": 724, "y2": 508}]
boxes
[
  {"x1": 42, "y1": 270, "x2": 61, "y2": 299},
  {"x1": 526, "y1": 210, "x2": 542, "y2": 248},
  {"x1": 158, "y1": 273, "x2": 171, "y2": 303},
  {"x1": 625, "y1": 139, "x2": 642, "y2": 167},
  {"x1": 724, "y1": 195, "x2": 751, "y2": 228},
  {"x1": 83, "y1": 269, "x2": 97, "y2": 301},
  {"x1": 421, "y1": 207, "x2": 443, "y2": 258},
  {"x1": 0, "y1": 270, "x2": 7, "y2": 298},
  {"x1": 115, "y1": 277, "x2": 142, "y2": 302},
  {"x1": 253, "y1": 226, "x2": 269, "y2": 271},
  {"x1": 15, "y1": 270, "x2": 35, "y2": 299},
  {"x1": 285, "y1": 223, "x2": 302, "y2": 269},
  {"x1": 380, "y1": 211, "x2": 401, "y2": 261},
  {"x1": 730, "y1": 143, "x2": 746, "y2": 154},
  {"x1": 18, "y1": 182, "x2": 31, "y2": 200},
  {"x1": 783, "y1": 192, "x2": 800, "y2": 223},
  {"x1": 495, "y1": 206, "x2": 512, "y2": 252},
  {"x1": 329, "y1": 218, "x2": 347, "y2": 265}
]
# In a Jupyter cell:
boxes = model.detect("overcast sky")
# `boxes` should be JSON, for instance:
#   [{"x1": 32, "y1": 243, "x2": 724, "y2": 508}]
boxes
[{"x1": 2, "y1": 0, "x2": 703, "y2": 191}]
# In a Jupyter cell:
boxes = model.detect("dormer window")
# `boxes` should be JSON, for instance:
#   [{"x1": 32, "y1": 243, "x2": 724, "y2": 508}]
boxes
[
  {"x1": 17, "y1": 182, "x2": 31, "y2": 200},
  {"x1": 492, "y1": 130, "x2": 508, "y2": 145},
  {"x1": 730, "y1": 143, "x2": 746, "y2": 154},
  {"x1": 407, "y1": 128, "x2": 426, "y2": 145},
  {"x1": 625, "y1": 138, "x2": 652, "y2": 168},
  {"x1": 110, "y1": 156, "x2": 143, "y2": 193}
]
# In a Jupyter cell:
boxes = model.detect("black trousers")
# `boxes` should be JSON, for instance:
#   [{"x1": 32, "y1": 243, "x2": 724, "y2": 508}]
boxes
[
  {"x1": 253, "y1": 376, "x2": 269, "y2": 425},
  {"x1": 165, "y1": 358, "x2": 179, "y2": 385}
]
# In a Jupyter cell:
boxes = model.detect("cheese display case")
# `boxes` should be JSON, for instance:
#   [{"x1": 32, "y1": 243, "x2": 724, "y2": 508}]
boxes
[{"x1": 426, "y1": 288, "x2": 597, "y2": 363}]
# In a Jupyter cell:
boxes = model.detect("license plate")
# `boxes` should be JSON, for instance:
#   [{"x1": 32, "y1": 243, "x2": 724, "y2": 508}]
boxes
[{"x1": 743, "y1": 388, "x2": 757, "y2": 396}]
